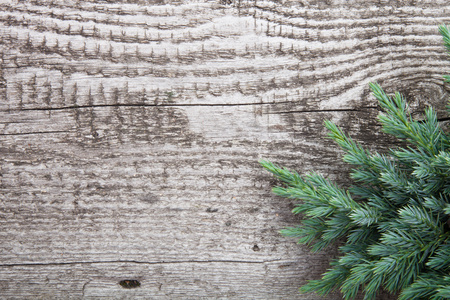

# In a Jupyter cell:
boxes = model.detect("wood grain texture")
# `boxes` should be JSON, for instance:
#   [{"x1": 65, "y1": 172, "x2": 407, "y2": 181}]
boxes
[{"x1": 1, "y1": 0, "x2": 450, "y2": 299}]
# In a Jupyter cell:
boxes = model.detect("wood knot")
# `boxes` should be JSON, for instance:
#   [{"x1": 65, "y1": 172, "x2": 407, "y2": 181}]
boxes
[{"x1": 119, "y1": 280, "x2": 141, "y2": 289}]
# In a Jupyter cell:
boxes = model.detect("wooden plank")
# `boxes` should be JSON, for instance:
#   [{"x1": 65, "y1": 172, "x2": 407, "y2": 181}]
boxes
[
  {"x1": 0, "y1": 260, "x2": 340, "y2": 299},
  {"x1": 1, "y1": 0, "x2": 450, "y2": 298}
]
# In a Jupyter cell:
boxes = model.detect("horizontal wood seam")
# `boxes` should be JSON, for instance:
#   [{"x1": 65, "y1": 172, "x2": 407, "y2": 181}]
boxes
[
  {"x1": 0, "y1": 259, "x2": 284, "y2": 267},
  {"x1": 0, "y1": 130, "x2": 70, "y2": 136},
  {"x1": 4, "y1": 104, "x2": 380, "y2": 112}
]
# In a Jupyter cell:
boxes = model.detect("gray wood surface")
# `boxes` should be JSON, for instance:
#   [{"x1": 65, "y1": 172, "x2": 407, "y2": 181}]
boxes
[{"x1": 1, "y1": 0, "x2": 450, "y2": 299}]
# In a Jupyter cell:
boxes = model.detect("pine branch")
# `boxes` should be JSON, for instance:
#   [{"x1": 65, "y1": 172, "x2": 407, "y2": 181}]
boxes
[
  {"x1": 371, "y1": 82, "x2": 446, "y2": 155},
  {"x1": 260, "y1": 25, "x2": 450, "y2": 300},
  {"x1": 439, "y1": 24, "x2": 450, "y2": 55},
  {"x1": 399, "y1": 274, "x2": 450, "y2": 300}
]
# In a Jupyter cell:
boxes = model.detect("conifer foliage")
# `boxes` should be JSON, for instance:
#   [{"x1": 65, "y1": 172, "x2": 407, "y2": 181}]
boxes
[{"x1": 260, "y1": 25, "x2": 450, "y2": 300}]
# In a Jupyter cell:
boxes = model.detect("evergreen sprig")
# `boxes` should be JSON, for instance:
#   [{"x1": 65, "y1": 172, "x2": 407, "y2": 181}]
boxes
[{"x1": 261, "y1": 25, "x2": 450, "y2": 300}]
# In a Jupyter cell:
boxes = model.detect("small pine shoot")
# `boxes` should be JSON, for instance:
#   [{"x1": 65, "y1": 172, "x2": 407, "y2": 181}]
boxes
[{"x1": 261, "y1": 25, "x2": 450, "y2": 300}]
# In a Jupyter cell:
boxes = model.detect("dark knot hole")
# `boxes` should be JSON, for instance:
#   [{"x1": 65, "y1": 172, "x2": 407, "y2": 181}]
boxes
[{"x1": 119, "y1": 280, "x2": 141, "y2": 289}]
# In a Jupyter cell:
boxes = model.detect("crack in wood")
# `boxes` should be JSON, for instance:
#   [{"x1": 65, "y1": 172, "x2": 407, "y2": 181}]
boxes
[
  {"x1": 265, "y1": 106, "x2": 379, "y2": 114},
  {"x1": 81, "y1": 280, "x2": 91, "y2": 298},
  {"x1": 0, "y1": 130, "x2": 70, "y2": 136},
  {"x1": 1, "y1": 102, "x2": 297, "y2": 112},
  {"x1": 0, "y1": 259, "x2": 283, "y2": 268},
  {"x1": 2, "y1": 104, "x2": 381, "y2": 113}
]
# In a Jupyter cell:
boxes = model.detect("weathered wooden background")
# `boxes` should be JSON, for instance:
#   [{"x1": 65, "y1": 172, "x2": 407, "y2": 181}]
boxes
[{"x1": 1, "y1": 0, "x2": 450, "y2": 299}]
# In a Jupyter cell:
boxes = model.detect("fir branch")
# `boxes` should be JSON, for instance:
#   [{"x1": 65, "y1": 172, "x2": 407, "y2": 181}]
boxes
[
  {"x1": 371, "y1": 82, "x2": 446, "y2": 155},
  {"x1": 423, "y1": 195, "x2": 448, "y2": 213},
  {"x1": 427, "y1": 243, "x2": 450, "y2": 270},
  {"x1": 398, "y1": 205, "x2": 441, "y2": 234},
  {"x1": 324, "y1": 120, "x2": 372, "y2": 167},
  {"x1": 259, "y1": 160, "x2": 305, "y2": 188},
  {"x1": 349, "y1": 204, "x2": 381, "y2": 226},
  {"x1": 260, "y1": 25, "x2": 450, "y2": 300},
  {"x1": 300, "y1": 261, "x2": 350, "y2": 296},
  {"x1": 439, "y1": 24, "x2": 450, "y2": 55},
  {"x1": 399, "y1": 274, "x2": 450, "y2": 300}
]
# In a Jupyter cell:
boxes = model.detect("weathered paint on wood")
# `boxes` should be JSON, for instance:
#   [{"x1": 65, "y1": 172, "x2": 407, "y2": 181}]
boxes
[{"x1": 1, "y1": 0, "x2": 450, "y2": 299}]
